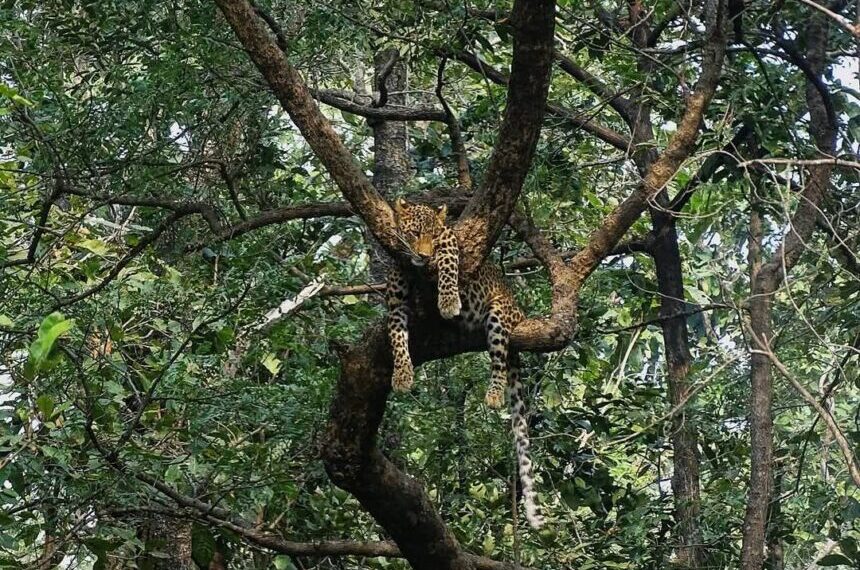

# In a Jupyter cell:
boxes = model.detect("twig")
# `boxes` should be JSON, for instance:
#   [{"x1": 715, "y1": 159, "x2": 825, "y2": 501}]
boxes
[
  {"x1": 737, "y1": 157, "x2": 860, "y2": 170},
  {"x1": 51, "y1": 211, "x2": 187, "y2": 310},
  {"x1": 597, "y1": 303, "x2": 732, "y2": 334},
  {"x1": 612, "y1": 354, "x2": 742, "y2": 445},
  {"x1": 795, "y1": 0, "x2": 860, "y2": 37}
]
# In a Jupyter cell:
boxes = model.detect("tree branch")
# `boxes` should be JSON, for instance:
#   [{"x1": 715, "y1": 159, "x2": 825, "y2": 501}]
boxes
[
  {"x1": 795, "y1": 0, "x2": 860, "y2": 37},
  {"x1": 58, "y1": 182, "x2": 223, "y2": 234},
  {"x1": 436, "y1": 57, "x2": 473, "y2": 191},
  {"x1": 214, "y1": 0, "x2": 396, "y2": 252},
  {"x1": 448, "y1": 50, "x2": 631, "y2": 150},
  {"x1": 567, "y1": 0, "x2": 728, "y2": 289},
  {"x1": 455, "y1": 0, "x2": 557, "y2": 275},
  {"x1": 313, "y1": 88, "x2": 448, "y2": 122},
  {"x1": 52, "y1": 211, "x2": 186, "y2": 310},
  {"x1": 759, "y1": 17, "x2": 839, "y2": 285},
  {"x1": 749, "y1": 335, "x2": 860, "y2": 487},
  {"x1": 554, "y1": 50, "x2": 635, "y2": 124}
]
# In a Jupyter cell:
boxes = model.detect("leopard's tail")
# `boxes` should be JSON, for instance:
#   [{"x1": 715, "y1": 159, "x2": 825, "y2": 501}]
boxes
[{"x1": 508, "y1": 352, "x2": 544, "y2": 529}]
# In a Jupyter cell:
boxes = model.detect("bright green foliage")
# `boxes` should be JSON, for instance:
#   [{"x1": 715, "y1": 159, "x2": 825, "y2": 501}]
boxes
[{"x1": 1, "y1": 0, "x2": 858, "y2": 569}]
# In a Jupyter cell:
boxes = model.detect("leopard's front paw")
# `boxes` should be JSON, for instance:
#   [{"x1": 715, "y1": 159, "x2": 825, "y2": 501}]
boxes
[
  {"x1": 438, "y1": 294, "x2": 462, "y2": 319},
  {"x1": 391, "y1": 361, "x2": 415, "y2": 392},
  {"x1": 484, "y1": 387, "x2": 504, "y2": 409}
]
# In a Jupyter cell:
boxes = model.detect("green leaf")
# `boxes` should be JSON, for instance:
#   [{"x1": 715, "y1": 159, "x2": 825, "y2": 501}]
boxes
[
  {"x1": 164, "y1": 464, "x2": 181, "y2": 483},
  {"x1": 818, "y1": 553, "x2": 854, "y2": 566},
  {"x1": 0, "y1": 315, "x2": 12, "y2": 327},
  {"x1": 25, "y1": 312, "x2": 74, "y2": 378},
  {"x1": 191, "y1": 524, "x2": 216, "y2": 568},
  {"x1": 78, "y1": 238, "x2": 111, "y2": 256},
  {"x1": 482, "y1": 533, "x2": 496, "y2": 555},
  {"x1": 84, "y1": 538, "x2": 116, "y2": 570},
  {"x1": 273, "y1": 555, "x2": 297, "y2": 570},
  {"x1": 262, "y1": 353, "x2": 281, "y2": 376},
  {"x1": 35, "y1": 395, "x2": 54, "y2": 419}
]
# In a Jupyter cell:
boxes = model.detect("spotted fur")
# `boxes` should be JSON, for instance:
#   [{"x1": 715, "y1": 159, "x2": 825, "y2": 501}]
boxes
[{"x1": 386, "y1": 198, "x2": 544, "y2": 529}]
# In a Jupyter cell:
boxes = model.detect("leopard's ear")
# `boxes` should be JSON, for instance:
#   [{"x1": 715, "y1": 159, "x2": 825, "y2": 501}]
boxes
[
  {"x1": 393, "y1": 198, "x2": 407, "y2": 217},
  {"x1": 436, "y1": 204, "x2": 448, "y2": 224}
]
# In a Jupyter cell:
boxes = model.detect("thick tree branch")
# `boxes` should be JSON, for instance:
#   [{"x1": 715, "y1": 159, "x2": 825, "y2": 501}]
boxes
[
  {"x1": 313, "y1": 88, "x2": 448, "y2": 122},
  {"x1": 455, "y1": 0, "x2": 557, "y2": 275},
  {"x1": 214, "y1": 0, "x2": 396, "y2": 251},
  {"x1": 759, "y1": 23, "x2": 839, "y2": 285},
  {"x1": 567, "y1": 0, "x2": 728, "y2": 289}
]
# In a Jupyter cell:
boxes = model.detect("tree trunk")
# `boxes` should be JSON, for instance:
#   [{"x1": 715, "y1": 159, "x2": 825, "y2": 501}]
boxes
[
  {"x1": 741, "y1": 207, "x2": 775, "y2": 570},
  {"x1": 322, "y1": 319, "x2": 475, "y2": 570},
  {"x1": 740, "y1": 12, "x2": 836, "y2": 568},
  {"x1": 766, "y1": 461, "x2": 785, "y2": 570},
  {"x1": 139, "y1": 515, "x2": 194, "y2": 570},
  {"x1": 625, "y1": 2, "x2": 705, "y2": 560},
  {"x1": 369, "y1": 48, "x2": 411, "y2": 282},
  {"x1": 652, "y1": 221, "x2": 704, "y2": 568}
]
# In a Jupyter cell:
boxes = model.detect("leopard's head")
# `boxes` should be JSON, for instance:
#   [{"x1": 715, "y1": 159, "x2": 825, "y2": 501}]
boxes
[{"x1": 392, "y1": 198, "x2": 448, "y2": 266}]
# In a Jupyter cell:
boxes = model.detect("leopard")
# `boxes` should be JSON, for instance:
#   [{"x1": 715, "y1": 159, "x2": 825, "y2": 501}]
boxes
[{"x1": 386, "y1": 198, "x2": 544, "y2": 529}]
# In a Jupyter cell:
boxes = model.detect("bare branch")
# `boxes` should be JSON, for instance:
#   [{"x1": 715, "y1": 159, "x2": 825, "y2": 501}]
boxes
[
  {"x1": 58, "y1": 182, "x2": 223, "y2": 234},
  {"x1": 132, "y1": 470, "x2": 536, "y2": 567},
  {"x1": 187, "y1": 194, "x2": 469, "y2": 251},
  {"x1": 738, "y1": 157, "x2": 859, "y2": 170}
]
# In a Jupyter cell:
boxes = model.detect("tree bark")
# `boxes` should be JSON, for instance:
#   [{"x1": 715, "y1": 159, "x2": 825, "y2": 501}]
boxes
[
  {"x1": 741, "y1": 205, "x2": 775, "y2": 570},
  {"x1": 213, "y1": 0, "x2": 397, "y2": 250},
  {"x1": 625, "y1": 1, "x2": 704, "y2": 563},
  {"x1": 740, "y1": 12, "x2": 837, "y2": 568},
  {"x1": 322, "y1": 313, "x2": 479, "y2": 570},
  {"x1": 369, "y1": 48, "x2": 411, "y2": 282},
  {"x1": 653, "y1": 227, "x2": 704, "y2": 569},
  {"x1": 139, "y1": 515, "x2": 194, "y2": 570},
  {"x1": 454, "y1": 0, "x2": 556, "y2": 274}
]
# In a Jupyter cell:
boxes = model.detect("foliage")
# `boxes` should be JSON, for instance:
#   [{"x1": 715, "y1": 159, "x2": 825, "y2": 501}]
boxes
[{"x1": 0, "y1": 0, "x2": 858, "y2": 568}]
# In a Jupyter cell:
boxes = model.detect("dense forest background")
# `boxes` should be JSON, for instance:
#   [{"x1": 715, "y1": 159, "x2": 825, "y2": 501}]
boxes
[{"x1": 1, "y1": 0, "x2": 858, "y2": 568}]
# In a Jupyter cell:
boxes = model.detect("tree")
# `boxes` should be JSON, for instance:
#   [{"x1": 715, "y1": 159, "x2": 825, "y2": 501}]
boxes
[{"x1": 1, "y1": 0, "x2": 858, "y2": 568}]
